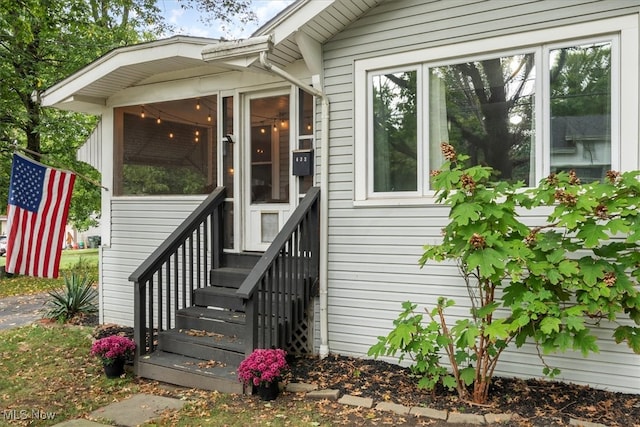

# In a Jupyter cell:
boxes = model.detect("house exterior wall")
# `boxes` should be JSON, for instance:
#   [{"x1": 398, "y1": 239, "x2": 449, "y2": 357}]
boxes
[
  {"x1": 101, "y1": 196, "x2": 205, "y2": 325},
  {"x1": 321, "y1": 0, "x2": 640, "y2": 393}
]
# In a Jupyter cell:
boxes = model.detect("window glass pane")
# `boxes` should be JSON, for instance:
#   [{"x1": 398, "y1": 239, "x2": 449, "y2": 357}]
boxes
[
  {"x1": 299, "y1": 89, "x2": 314, "y2": 135},
  {"x1": 222, "y1": 96, "x2": 234, "y2": 197},
  {"x1": 116, "y1": 96, "x2": 217, "y2": 195},
  {"x1": 372, "y1": 71, "x2": 418, "y2": 192},
  {"x1": 550, "y1": 42, "x2": 611, "y2": 183},
  {"x1": 429, "y1": 54, "x2": 535, "y2": 185}
]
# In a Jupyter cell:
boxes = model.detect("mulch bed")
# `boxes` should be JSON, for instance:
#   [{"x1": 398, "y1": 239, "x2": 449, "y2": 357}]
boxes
[
  {"x1": 87, "y1": 321, "x2": 640, "y2": 426},
  {"x1": 287, "y1": 353, "x2": 640, "y2": 427}
]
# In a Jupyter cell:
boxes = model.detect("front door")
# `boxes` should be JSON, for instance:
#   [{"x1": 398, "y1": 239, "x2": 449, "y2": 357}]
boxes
[{"x1": 244, "y1": 92, "x2": 292, "y2": 251}]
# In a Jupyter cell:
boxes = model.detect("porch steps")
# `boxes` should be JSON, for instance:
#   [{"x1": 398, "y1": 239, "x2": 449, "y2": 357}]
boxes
[
  {"x1": 136, "y1": 253, "x2": 261, "y2": 392},
  {"x1": 137, "y1": 351, "x2": 242, "y2": 393}
]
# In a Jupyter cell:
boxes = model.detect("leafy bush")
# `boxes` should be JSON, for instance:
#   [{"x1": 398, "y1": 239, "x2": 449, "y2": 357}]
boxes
[
  {"x1": 45, "y1": 271, "x2": 98, "y2": 322},
  {"x1": 370, "y1": 143, "x2": 640, "y2": 404}
]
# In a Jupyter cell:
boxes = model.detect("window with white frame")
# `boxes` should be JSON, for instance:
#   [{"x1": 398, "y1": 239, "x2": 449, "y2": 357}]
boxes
[{"x1": 354, "y1": 16, "x2": 638, "y2": 203}]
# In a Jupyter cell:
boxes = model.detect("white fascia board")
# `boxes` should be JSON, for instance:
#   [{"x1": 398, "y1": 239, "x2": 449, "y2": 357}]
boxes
[
  {"x1": 201, "y1": 35, "x2": 273, "y2": 65},
  {"x1": 40, "y1": 37, "x2": 214, "y2": 108}
]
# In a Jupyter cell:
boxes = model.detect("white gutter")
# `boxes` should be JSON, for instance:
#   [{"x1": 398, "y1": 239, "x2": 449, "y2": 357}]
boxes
[{"x1": 259, "y1": 52, "x2": 330, "y2": 358}]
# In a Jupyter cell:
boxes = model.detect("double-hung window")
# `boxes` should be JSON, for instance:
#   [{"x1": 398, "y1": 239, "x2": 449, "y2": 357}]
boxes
[{"x1": 354, "y1": 16, "x2": 638, "y2": 203}]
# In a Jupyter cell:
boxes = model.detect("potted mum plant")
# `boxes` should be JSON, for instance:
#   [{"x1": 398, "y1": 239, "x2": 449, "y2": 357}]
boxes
[
  {"x1": 237, "y1": 348, "x2": 288, "y2": 400},
  {"x1": 90, "y1": 335, "x2": 136, "y2": 378}
]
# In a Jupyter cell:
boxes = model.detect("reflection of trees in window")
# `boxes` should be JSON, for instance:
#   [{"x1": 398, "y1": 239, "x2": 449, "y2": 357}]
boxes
[
  {"x1": 435, "y1": 54, "x2": 535, "y2": 184},
  {"x1": 123, "y1": 165, "x2": 206, "y2": 195},
  {"x1": 372, "y1": 71, "x2": 417, "y2": 192},
  {"x1": 550, "y1": 43, "x2": 611, "y2": 183}
]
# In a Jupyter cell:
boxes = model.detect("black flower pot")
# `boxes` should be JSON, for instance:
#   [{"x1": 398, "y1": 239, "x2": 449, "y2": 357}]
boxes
[
  {"x1": 257, "y1": 381, "x2": 280, "y2": 401},
  {"x1": 103, "y1": 358, "x2": 125, "y2": 378}
]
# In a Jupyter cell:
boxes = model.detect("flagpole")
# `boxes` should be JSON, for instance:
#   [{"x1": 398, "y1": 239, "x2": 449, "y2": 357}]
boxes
[{"x1": 6, "y1": 143, "x2": 109, "y2": 191}]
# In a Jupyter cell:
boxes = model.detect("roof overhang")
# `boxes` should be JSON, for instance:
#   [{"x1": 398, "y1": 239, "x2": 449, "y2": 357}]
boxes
[
  {"x1": 201, "y1": 35, "x2": 273, "y2": 69},
  {"x1": 39, "y1": 36, "x2": 222, "y2": 113}
]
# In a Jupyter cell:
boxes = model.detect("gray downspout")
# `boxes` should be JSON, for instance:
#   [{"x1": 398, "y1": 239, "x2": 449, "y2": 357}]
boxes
[{"x1": 259, "y1": 52, "x2": 330, "y2": 358}]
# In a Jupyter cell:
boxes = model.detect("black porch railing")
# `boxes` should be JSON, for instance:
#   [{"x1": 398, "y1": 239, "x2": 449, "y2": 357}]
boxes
[
  {"x1": 130, "y1": 187, "x2": 226, "y2": 356},
  {"x1": 236, "y1": 186, "x2": 320, "y2": 354}
]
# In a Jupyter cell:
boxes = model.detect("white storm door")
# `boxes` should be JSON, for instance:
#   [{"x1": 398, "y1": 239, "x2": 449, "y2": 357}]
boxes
[{"x1": 244, "y1": 92, "x2": 292, "y2": 251}]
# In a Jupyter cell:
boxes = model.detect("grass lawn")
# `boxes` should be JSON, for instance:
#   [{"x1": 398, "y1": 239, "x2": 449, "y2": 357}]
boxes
[
  {"x1": 0, "y1": 325, "x2": 336, "y2": 427},
  {"x1": 0, "y1": 249, "x2": 99, "y2": 298}
]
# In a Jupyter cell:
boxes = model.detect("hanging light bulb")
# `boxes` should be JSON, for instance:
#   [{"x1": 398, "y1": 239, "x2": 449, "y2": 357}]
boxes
[
  {"x1": 156, "y1": 115, "x2": 161, "y2": 124},
  {"x1": 273, "y1": 120, "x2": 278, "y2": 131},
  {"x1": 196, "y1": 99, "x2": 201, "y2": 110},
  {"x1": 195, "y1": 137, "x2": 199, "y2": 143},
  {"x1": 169, "y1": 132, "x2": 174, "y2": 138},
  {"x1": 260, "y1": 127, "x2": 266, "y2": 134},
  {"x1": 207, "y1": 110, "x2": 212, "y2": 122},
  {"x1": 140, "y1": 107, "x2": 145, "y2": 118},
  {"x1": 307, "y1": 123, "x2": 312, "y2": 131},
  {"x1": 195, "y1": 129, "x2": 200, "y2": 137}
]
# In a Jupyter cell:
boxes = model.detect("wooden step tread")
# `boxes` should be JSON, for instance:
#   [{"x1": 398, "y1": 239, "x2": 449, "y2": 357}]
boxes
[
  {"x1": 178, "y1": 306, "x2": 246, "y2": 324},
  {"x1": 159, "y1": 328, "x2": 245, "y2": 352},
  {"x1": 210, "y1": 268, "x2": 251, "y2": 289},
  {"x1": 137, "y1": 351, "x2": 243, "y2": 393}
]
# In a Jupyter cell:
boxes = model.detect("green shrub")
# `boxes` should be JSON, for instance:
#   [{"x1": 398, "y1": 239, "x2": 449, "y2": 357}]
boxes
[
  {"x1": 45, "y1": 272, "x2": 98, "y2": 322},
  {"x1": 370, "y1": 143, "x2": 640, "y2": 404}
]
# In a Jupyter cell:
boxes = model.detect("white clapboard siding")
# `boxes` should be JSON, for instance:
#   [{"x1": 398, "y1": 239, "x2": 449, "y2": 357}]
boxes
[
  {"x1": 321, "y1": 0, "x2": 640, "y2": 393},
  {"x1": 77, "y1": 120, "x2": 102, "y2": 170},
  {"x1": 101, "y1": 196, "x2": 205, "y2": 326}
]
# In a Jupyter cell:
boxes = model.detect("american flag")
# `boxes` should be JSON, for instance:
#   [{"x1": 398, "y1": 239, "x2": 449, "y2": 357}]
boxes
[{"x1": 5, "y1": 153, "x2": 76, "y2": 278}]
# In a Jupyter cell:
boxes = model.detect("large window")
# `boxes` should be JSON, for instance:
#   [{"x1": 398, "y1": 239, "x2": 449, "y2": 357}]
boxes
[
  {"x1": 354, "y1": 17, "x2": 637, "y2": 202},
  {"x1": 114, "y1": 96, "x2": 217, "y2": 196}
]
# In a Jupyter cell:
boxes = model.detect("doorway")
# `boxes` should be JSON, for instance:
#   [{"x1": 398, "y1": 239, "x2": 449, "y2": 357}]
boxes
[{"x1": 244, "y1": 92, "x2": 292, "y2": 251}]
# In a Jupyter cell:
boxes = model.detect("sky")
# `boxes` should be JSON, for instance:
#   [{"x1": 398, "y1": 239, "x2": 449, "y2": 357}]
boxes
[{"x1": 156, "y1": 0, "x2": 295, "y2": 40}]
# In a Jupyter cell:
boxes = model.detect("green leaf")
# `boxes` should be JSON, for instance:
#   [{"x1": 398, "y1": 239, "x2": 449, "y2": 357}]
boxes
[
  {"x1": 441, "y1": 375, "x2": 457, "y2": 390},
  {"x1": 546, "y1": 268, "x2": 563, "y2": 285},
  {"x1": 558, "y1": 260, "x2": 579, "y2": 277},
  {"x1": 451, "y1": 202, "x2": 482, "y2": 226},
  {"x1": 460, "y1": 367, "x2": 476, "y2": 386},
  {"x1": 466, "y1": 248, "x2": 506, "y2": 277},
  {"x1": 539, "y1": 317, "x2": 561, "y2": 335},
  {"x1": 556, "y1": 210, "x2": 585, "y2": 229},
  {"x1": 606, "y1": 218, "x2": 629, "y2": 235},
  {"x1": 613, "y1": 326, "x2": 640, "y2": 353},
  {"x1": 578, "y1": 258, "x2": 606, "y2": 286},
  {"x1": 485, "y1": 319, "x2": 510, "y2": 341},
  {"x1": 553, "y1": 331, "x2": 572, "y2": 351},
  {"x1": 564, "y1": 315, "x2": 585, "y2": 332},
  {"x1": 576, "y1": 222, "x2": 609, "y2": 248},
  {"x1": 474, "y1": 301, "x2": 500, "y2": 318},
  {"x1": 573, "y1": 329, "x2": 599, "y2": 356}
]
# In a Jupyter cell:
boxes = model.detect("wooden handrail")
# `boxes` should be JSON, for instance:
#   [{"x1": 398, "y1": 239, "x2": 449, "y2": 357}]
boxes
[
  {"x1": 129, "y1": 187, "x2": 226, "y2": 285},
  {"x1": 132, "y1": 186, "x2": 226, "y2": 357},
  {"x1": 238, "y1": 187, "x2": 320, "y2": 353},
  {"x1": 236, "y1": 186, "x2": 320, "y2": 299}
]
